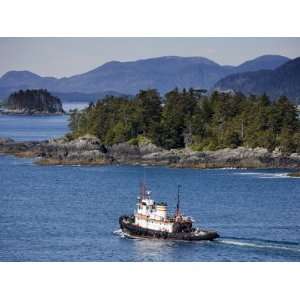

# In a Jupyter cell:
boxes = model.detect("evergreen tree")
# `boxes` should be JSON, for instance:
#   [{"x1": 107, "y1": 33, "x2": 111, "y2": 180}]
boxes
[{"x1": 68, "y1": 88, "x2": 300, "y2": 154}]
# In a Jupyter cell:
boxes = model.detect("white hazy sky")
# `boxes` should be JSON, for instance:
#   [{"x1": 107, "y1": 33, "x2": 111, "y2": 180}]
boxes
[{"x1": 0, "y1": 37, "x2": 299, "y2": 78}]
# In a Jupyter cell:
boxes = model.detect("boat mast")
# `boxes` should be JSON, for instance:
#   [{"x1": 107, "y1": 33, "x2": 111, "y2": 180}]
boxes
[
  {"x1": 140, "y1": 167, "x2": 147, "y2": 200},
  {"x1": 139, "y1": 182, "x2": 144, "y2": 200},
  {"x1": 175, "y1": 184, "x2": 181, "y2": 216}
]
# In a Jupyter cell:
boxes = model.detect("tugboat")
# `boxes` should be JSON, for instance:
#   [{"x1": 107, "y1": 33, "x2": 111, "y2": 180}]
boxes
[{"x1": 119, "y1": 183, "x2": 219, "y2": 241}]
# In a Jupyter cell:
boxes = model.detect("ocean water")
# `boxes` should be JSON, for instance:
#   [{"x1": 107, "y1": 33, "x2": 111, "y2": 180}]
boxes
[
  {"x1": 63, "y1": 101, "x2": 89, "y2": 113},
  {"x1": 0, "y1": 115, "x2": 300, "y2": 261},
  {"x1": 0, "y1": 114, "x2": 69, "y2": 141},
  {"x1": 0, "y1": 101, "x2": 88, "y2": 141}
]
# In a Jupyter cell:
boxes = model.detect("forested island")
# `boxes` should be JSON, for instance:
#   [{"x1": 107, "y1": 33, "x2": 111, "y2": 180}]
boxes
[
  {"x1": 1, "y1": 88, "x2": 300, "y2": 169},
  {"x1": 69, "y1": 89, "x2": 300, "y2": 154},
  {"x1": 2, "y1": 89, "x2": 64, "y2": 114}
]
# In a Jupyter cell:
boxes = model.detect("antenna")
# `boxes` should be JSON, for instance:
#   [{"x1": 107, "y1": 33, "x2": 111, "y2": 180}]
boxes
[
  {"x1": 140, "y1": 167, "x2": 146, "y2": 199},
  {"x1": 175, "y1": 184, "x2": 182, "y2": 216}
]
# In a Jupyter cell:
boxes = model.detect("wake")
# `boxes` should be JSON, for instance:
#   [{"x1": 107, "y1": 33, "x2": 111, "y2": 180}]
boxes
[
  {"x1": 113, "y1": 229, "x2": 127, "y2": 238},
  {"x1": 236, "y1": 172, "x2": 291, "y2": 179},
  {"x1": 113, "y1": 229, "x2": 140, "y2": 240},
  {"x1": 216, "y1": 237, "x2": 300, "y2": 253}
]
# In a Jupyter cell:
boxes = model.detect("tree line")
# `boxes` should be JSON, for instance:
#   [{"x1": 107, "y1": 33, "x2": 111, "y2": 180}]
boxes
[{"x1": 69, "y1": 88, "x2": 300, "y2": 154}]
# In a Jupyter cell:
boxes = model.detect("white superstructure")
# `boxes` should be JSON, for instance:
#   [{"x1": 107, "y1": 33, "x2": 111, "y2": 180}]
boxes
[{"x1": 134, "y1": 187, "x2": 174, "y2": 233}]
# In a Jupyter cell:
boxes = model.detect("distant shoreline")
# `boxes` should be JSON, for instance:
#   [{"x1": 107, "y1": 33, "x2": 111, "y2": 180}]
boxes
[
  {"x1": 0, "y1": 109, "x2": 66, "y2": 116},
  {"x1": 287, "y1": 172, "x2": 300, "y2": 177}
]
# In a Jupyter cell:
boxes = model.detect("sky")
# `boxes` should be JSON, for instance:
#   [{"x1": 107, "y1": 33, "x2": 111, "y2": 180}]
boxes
[{"x1": 0, "y1": 37, "x2": 299, "y2": 78}]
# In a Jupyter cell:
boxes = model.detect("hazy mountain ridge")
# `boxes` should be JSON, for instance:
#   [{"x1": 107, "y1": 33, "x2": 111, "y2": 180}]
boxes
[
  {"x1": 0, "y1": 55, "x2": 290, "y2": 101},
  {"x1": 234, "y1": 55, "x2": 289, "y2": 73},
  {"x1": 214, "y1": 57, "x2": 300, "y2": 103}
]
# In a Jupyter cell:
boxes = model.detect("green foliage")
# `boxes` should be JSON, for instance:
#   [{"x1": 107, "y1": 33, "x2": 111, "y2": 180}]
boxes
[
  {"x1": 69, "y1": 89, "x2": 300, "y2": 154},
  {"x1": 278, "y1": 128, "x2": 298, "y2": 154},
  {"x1": 128, "y1": 135, "x2": 152, "y2": 146}
]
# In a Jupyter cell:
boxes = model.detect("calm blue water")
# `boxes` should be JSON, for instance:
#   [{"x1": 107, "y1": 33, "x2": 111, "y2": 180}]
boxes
[
  {"x1": 0, "y1": 114, "x2": 69, "y2": 141},
  {"x1": 0, "y1": 101, "x2": 88, "y2": 141},
  {"x1": 0, "y1": 114, "x2": 300, "y2": 261}
]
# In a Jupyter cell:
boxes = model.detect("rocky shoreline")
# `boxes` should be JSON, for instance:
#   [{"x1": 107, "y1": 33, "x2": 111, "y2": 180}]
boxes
[
  {"x1": 287, "y1": 172, "x2": 300, "y2": 177},
  {"x1": 1, "y1": 135, "x2": 300, "y2": 169},
  {"x1": 0, "y1": 109, "x2": 65, "y2": 116}
]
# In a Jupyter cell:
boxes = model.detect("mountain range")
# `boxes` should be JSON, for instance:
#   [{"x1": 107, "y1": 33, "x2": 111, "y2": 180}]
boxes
[
  {"x1": 214, "y1": 57, "x2": 300, "y2": 103},
  {"x1": 0, "y1": 55, "x2": 293, "y2": 102}
]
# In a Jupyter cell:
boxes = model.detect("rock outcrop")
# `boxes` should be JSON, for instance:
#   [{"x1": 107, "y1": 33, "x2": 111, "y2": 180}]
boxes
[
  {"x1": 287, "y1": 171, "x2": 300, "y2": 177},
  {"x1": 3, "y1": 89, "x2": 64, "y2": 114},
  {"x1": 109, "y1": 140, "x2": 163, "y2": 163},
  {"x1": 0, "y1": 138, "x2": 45, "y2": 157},
  {"x1": 38, "y1": 135, "x2": 109, "y2": 165},
  {"x1": 0, "y1": 137, "x2": 14, "y2": 144},
  {"x1": 1, "y1": 135, "x2": 300, "y2": 169}
]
